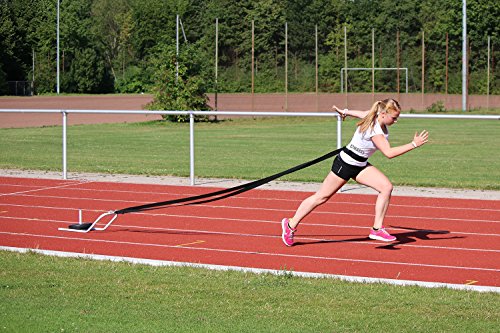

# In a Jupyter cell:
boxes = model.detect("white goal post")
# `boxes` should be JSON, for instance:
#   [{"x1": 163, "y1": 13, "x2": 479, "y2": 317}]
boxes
[{"x1": 340, "y1": 67, "x2": 408, "y2": 93}]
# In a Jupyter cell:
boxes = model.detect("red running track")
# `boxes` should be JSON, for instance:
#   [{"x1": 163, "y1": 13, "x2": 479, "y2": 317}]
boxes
[{"x1": 0, "y1": 176, "x2": 499, "y2": 291}]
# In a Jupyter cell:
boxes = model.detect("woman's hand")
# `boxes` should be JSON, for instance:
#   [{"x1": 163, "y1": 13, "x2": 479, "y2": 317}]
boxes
[
  {"x1": 332, "y1": 105, "x2": 346, "y2": 120},
  {"x1": 412, "y1": 130, "x2": 429, "y2": 148}
]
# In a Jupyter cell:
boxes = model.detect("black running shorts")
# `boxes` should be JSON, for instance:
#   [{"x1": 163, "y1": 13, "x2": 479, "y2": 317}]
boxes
[{"x1": 331, "y1": 155, "x2": 370, "y2": 181}]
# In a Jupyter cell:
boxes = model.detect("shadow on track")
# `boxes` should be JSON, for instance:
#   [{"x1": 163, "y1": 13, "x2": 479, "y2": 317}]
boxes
[{"x1": 295, "y1": 225, "x2": 464, "y2": 250}]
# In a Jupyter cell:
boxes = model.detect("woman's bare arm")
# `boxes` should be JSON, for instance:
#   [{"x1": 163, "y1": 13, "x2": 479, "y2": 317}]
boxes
[
  {"x1": 332, "y1": 105, "x2": 370, "y2": 120},
  {"x1": 372, "y1": 130, "x2": 429, "y2": 159}
]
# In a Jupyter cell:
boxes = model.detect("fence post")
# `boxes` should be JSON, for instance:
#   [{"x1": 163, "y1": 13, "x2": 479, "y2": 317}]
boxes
[
  {"x1": 285, "y1": 22, "x2": 288, "y2": 111},
  {"x1": 462, "y1": 0, "x2": 467, "y2": 112},
  {"x1": 337, "y1": 115, "x2": 342, "y2": 149},
  {"x1": 487, "y1": 36, "x2": 490, "y2": 111},
  {"x1": 372, "y1": 28, "x2": 375, "y2": 102},
  {"x1": 344, "y1": 25, "x2": 348, "y2": 108},
  {"x1": 62, "y1": 110, "x2": 67, "y2": 180},
  {"x1": 315, "y1": 25, "x2": 318, "y2": 112},
  {"x1": 422, "y1": 30, "x2": 425, "y2": 111},
  {"x1": 189, "y1": 112, "x2": 195, "y2": 186},
  {"x1": 215, "y1": 18, "x2": 218, "y2": 113}
]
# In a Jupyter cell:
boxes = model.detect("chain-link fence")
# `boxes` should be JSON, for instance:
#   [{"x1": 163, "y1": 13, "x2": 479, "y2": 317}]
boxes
[{"x1": 7, "y1": 81, "x2": 34, "y2": 96}]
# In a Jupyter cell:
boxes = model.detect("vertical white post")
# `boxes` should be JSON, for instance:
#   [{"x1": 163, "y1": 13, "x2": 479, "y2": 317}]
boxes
[
  {"x1": 445, "y1": 32, "x2": 449, "y2": 106},
  {"x1": 62, "y1": 111, "x2": 67, "y2": 180},
  {"x1": 315, "y1": 25, "x2": 318, "y2": 112},
  {"x1": 487, "y1": 36, "x2": 490, "y2": 111},
  {"x1": 337, "y1": 115, "x2": 342, "y2": 149},
  {"x1": 344, "y1": 25, "x2": 347, "y2": 108},
  {"x1": 215, "y1": 18, "x2": 218, "y2": 111},
  {"x1": 340, "y1": 69, "x2": 343, "y2": 93},
  {"x1": 462, "y1": 0, "x2": 467, "y2": 112},
  {"x1": 176, "y1": 14, "x2": 179, "y2": 84},
  {"x1": 32, "y1": 49, "x2": 35, "y2": 96},
  {"x1": 56, "y1": 0, "x2": 60, "y2": 94},
  {"x1": 189, "y1": 112, "x2": 195, "y2": 186},
  {"x1": 285, "y1": 22, "x2": 288, "y2": 111},
  {"x1": 422, "y1": 30, "x2": 425, "y2": 111},
  {"x1": 397, "y1": 30, "x2": 400, "y2": 101},
  {"x1": 251, "y1": 20, "x2": 254, "y2": 111},
  {"x1": 372, "y1": 28, "x2": 375, "y2": 102},
  {"x1": 32, "y1": 49, "x2": 35, "y2": 82},
  {"x1": 406, "y1": 69, "x2": 408, "y2": 94}
]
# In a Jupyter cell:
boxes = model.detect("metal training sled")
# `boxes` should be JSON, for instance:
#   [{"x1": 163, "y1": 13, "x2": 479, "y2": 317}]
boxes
[{"x1": 58, "y1": 209, "x2": 118, "y2": 233}]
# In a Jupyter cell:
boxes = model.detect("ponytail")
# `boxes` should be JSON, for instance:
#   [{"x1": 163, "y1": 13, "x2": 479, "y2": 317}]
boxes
[{"x1": 356, "y1": 99, "x2": 401, "y2": 133}]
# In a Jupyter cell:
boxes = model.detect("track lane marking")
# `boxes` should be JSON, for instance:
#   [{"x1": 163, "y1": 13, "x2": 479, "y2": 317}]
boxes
[
  {"x1": 0, "y1": 217, "x2": 500, "y2": 253},
  {"x1": 0, "y1": 181, "x2": 93, "y2": 197},
  {"x1": 2, "y1": 205, "x2": 500, "y2": 237},
  {"x1": 0, "y1": 231, "x2": 498, "y2": 273},
  {"x1": 0, "y1": 178, "x2": 497, "y2": 212},
  {"x1": 1, "y1": 202, "x2": 499, "y2": 224},
  {"x1": 175, "y1": 240, "x2": 205, "y2": 247},
  {"x1": 5, "y1": 190, "x2": 500, "y2": 212}
]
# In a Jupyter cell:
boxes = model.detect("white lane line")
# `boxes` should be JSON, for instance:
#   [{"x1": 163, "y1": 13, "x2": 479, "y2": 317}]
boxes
[
  {"x1": 2, "y1": 215, "x2": 500, "y2": 251},
  {"x1": 2, "y1": 203, "x2": 500, "y2": 235},
  {"x1": 1, "y1": 201, "x2": 499, "y2": 224},
  {"x1": 2, "y1": 215, "x2": 500, "y2": 252},
  {"x1": 0, "y1": 181, "x2": 93, "y2": 197},
  {"x1": 3, "y1": 188, "x2": 499, "y2": 212},
  {"x1": 2, "y1": 245, "x2": 498, "y2": 293},
  {"x1": 0, "y1": 181, "x2": 500, "y2": 212},
  {"x1": 0, "y1": 231, "x2": 499, "y2": 273}
]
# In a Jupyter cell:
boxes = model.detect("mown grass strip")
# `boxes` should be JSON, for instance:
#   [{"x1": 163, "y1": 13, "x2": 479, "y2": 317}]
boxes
[
  {"x1": 0, "y1": 250, "x2": 499, "y2": 332},
  {"x1": 0, "y1": 116, "x2": 499, "y2": 189}
]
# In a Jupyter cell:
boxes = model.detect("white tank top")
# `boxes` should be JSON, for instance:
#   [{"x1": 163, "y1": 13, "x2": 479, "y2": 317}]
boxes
[{"x1": 340, "y1": 120, "x2": 389, "y2": 167}]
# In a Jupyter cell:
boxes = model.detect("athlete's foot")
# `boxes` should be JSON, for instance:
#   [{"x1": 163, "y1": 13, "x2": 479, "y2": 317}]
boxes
[
  {"x1": 369, "y1": 226, "x2": 397, "y2": 242},
  {"x1": 281, "y1": 218, "x2": 297, "y2": 246}
]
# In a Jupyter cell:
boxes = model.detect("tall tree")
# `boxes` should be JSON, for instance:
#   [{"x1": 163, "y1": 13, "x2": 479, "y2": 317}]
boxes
[{"x1": 91, "y1": 0, "x2": 135, "y2": 83}]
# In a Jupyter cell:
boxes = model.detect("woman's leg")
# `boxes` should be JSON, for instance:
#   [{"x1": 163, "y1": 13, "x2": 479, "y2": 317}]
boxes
[
  {"x1": 354, "y1": 165, "x2": 393, "y2": 229},
  {"x1": 289, "y1": 171, "x2": 347, "y2": 229}
]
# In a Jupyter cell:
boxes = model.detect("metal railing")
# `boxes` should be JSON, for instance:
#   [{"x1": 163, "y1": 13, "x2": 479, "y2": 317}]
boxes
[{"x1": 0, "y1": 109, "x2": 498, "y2": 185}]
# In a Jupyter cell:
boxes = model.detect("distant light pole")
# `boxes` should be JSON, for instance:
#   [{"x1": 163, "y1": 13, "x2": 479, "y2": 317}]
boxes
[
  {"x1": 176, "y1": 14, "x2": 179, "y2": 84},
  {"x1": 56, "y1": 0, "x2": 60, "y2": 94},
  {"x1": 462, "y1": 0, "x2": 467, "y2": 111}
]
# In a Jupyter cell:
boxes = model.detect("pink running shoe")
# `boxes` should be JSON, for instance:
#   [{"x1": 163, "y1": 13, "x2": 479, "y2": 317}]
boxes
[
  {"x1": 281, "y1": 218, "x2": 297, "y2": 247},
  {"x1": 369, "y1": 227, "x2": 397, "y2": 242}
]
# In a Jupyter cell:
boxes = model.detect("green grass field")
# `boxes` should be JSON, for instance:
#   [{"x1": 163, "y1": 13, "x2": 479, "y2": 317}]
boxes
[
  {"x1": 0, "y1": 116, "x2": 499, "y2": 189},
  {"x1": 1, "y1": 251, "x2": 499, "y2": 332}
]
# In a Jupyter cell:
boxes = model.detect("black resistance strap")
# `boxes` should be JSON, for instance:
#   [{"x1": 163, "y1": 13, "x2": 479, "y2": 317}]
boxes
[{"x1": 114, "y1": 147, "x2": 343, "y2": 215}]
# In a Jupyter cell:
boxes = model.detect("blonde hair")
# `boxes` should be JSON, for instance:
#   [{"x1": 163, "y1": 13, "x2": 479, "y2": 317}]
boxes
[{"x1": 357, "y1": 98, "x2": 401, "y2": 133}]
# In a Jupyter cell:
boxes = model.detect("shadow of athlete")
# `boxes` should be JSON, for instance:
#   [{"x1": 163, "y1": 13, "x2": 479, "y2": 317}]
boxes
[
  {"x1": 294, "y1": 226, "x2": 463, "y2": 251},
  {"x1": 375, "y1": 225, "x2": 464, "y2": 250}
]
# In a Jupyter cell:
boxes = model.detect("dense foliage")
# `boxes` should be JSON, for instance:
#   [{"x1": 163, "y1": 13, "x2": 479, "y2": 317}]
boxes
[
  {"x1": 146, "y1": 42, "x2": 212, "y2": 121},
  {"x1": 1, "y1": 0, "x2": 498, "y2": 96}
]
